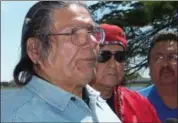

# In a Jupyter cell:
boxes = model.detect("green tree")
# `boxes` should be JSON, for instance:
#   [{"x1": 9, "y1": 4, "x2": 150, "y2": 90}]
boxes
[{"x1": 89, "y1": 1, "x2": 178, "y2": 79}]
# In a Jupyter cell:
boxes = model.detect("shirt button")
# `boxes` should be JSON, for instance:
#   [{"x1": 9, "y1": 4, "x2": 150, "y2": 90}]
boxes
[{"x1": 71, "y1": 97, "x2": 76, "y2": 101}]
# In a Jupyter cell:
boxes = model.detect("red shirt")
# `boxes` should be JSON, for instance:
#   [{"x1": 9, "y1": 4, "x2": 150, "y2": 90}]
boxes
[{"x1": 113, "y1": 86, "x2": 161, "y2": 123}]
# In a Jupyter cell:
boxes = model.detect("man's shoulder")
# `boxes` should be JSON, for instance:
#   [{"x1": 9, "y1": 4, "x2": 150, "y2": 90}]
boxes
[
  {"x1": 118, "y1": 87, "x2": 161, "y2": 122},
  {"x1": 138, "y1": 85, "x2": 155, "y2": 97},
  {"x1": 85, "y1": 85, "x2": 122, "y2": 122},
  {"x1": 1, "y1": 87, "x2": 36, "y2": 122},
  {"x1": 1, "y1": 87, "x2": 33, "y2": 103},
  {"x1": 119, "y1": 86, "x2": 150, "y2": 102}
]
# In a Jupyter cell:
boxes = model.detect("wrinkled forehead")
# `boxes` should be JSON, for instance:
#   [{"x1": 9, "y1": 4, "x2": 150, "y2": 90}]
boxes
[
  {"x1": 152, "y1": 40, "x2": 177, "y2": 53},
  {"x1": 51, "y1": 4, "x2": 94, "y2": 32},
  {"x1": 167, "y1": 41, "x2": 177, "y2": 51}
]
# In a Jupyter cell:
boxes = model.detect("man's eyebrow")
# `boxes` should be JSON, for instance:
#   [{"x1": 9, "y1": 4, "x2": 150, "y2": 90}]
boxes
[
  {"x1": 54, "y1": 20, "x2": 96, "y2": 33},
  {"x1": 62, "y1": 24, "x2": 95, "y2": 32},
  {"x1": 52, "y1": 25, "x2": 74, "y2": 33},
  {"x1": 168, "y1": 51, "x2": 178, "y2": 54},
  {"x1": 153, "y1": 51, "x2": 177, "y2": 56},
  {"x1": 71, "y1": 22, "x2": 95, "y2": 28}
]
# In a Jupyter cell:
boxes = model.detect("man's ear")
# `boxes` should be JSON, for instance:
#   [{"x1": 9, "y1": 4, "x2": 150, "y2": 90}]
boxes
[{"x1": 26, "y1": 38, "x2": 40, "y2": 64}]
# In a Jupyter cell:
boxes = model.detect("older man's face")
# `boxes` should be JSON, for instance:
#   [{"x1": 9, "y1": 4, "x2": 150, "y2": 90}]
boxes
[
  {"x1": 149, "y1": 41, "x2": 178, "y2": 96},
  {"x1": 91, "y1": 44, "x2": 125, "y2": 99},
  {"x1": 42, "y1": 5, "x2": 99, "y2": 85},
  {"x1": 96, "y1": 45, "x2": 125, "y2": 88}
]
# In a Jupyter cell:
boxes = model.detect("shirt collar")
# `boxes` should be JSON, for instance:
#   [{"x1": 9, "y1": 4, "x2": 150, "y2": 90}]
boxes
[
  {"x1": 85, "y1": 85, "x2": 100, "y2": 97},
  {"x1": 25, "y1": 75, "x2": 73, "y2": 111},
  {"x1": 149, "y1": 85, "x2": 178, "y2": 110},
  {"x1": 25, "y1": 76, "x2": 102, "y2": 111}
]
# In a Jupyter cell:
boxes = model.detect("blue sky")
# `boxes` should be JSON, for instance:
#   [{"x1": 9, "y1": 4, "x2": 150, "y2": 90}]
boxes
[
  {"x1": 1, "y1": 1, "x2": 38, "y2": 82},
  {"x1": 1, "y1": 1, "x2": 149, "y2": 82}
]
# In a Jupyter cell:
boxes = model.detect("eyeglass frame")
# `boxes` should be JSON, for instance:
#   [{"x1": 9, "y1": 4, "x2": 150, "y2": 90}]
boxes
[
  {"x1": 97, "y1": 50, "x2": 127, "y2": 63},
  {"x1": 43, "y1": 26, "x2": 105, "y2": 46},
  {"x1": 150, "y1": 53, "x2": 178, "y2": 64}
]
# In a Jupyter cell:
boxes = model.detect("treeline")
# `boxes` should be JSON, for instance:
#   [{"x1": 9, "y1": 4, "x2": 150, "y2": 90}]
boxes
[{"x1": 89, "y1": 1, "x2": 178, "y2": 80}]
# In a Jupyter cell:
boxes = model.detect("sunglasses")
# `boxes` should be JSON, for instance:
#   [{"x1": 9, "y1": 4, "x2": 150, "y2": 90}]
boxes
[{"x1": 97, "y1": 50, "x2": 126, "y2": 63}]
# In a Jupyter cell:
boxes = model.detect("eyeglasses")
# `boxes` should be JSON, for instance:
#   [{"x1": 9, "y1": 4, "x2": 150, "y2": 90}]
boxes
[
  {"x1": 47, "y1": 26, "x2": 105, "y2": 46},
  {"x1": 152, "y1": 53, "x2": 178, "y2": 64},
  {"x1": 97, "y1": 50, "x2": 126, "y2": 63}
]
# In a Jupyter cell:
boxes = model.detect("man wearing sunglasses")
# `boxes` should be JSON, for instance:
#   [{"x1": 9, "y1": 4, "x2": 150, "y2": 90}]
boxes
[{"x1": 90, "y1": 24, "x2": 160, "y2": 123}]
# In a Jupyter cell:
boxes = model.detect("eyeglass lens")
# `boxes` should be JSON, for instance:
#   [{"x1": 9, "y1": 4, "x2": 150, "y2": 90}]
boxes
[
  {"x1": 97, "y1": 51, "x2": 126, "y2": 63},
  {"x1": 71, "y1": 27, "x2": 105, "y2": 46}
]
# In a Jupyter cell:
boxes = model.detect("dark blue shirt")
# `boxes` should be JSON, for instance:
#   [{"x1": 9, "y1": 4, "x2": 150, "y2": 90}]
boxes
[{"x1": 139, "y1": 85, "x2": 178, "y2": 122}]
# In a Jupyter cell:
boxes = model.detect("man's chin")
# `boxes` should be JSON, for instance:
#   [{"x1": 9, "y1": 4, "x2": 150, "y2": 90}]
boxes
[
  {"x1": 101, "y1": 92, "x2": 113, "y2": 100},
  {"x1": 78, "y1": 68, "x2": 95, "y2": 83},
  {"x1": 103, "y1": 81, "x2": 118, "y2": 88},
  {"x1": 160, "y1": 78, "x2": 177, "y2": 86},
  {"x1": 159, "y1": 85, "x2": 178, "y2": 96}
]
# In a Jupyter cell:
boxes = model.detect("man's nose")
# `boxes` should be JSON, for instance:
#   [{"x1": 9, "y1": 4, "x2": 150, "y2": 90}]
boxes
[
  {"x1": 88, "y1": 35, "x2": 99, "y2": 49},
  {"x1": 81, "y1": 35, "x2": 99, "y2": 50},
  {"x1": 162, "y1": 56, "x2": 170, "y2": 67},
  {"x1": 108, "y1": 55, "x2": 116, "y2": 68}
]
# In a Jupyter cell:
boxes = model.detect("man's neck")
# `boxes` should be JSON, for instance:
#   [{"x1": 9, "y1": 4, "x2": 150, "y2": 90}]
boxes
[
  {"x1": 90, "y1": 83, "x2": 113, "y2": 100},
  {"x1": 35, "y1": 71, "x2": 84, "y2": 98},
  {"x1": 161, "y1": 95, "x2": 178, "y2": 109}
]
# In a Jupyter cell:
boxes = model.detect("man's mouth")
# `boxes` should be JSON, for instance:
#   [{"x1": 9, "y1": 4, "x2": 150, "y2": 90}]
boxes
[
  {"x1": 83, "y1": 57, "x2": 96, "y2": 61},
  {"x1": 106, "y1": 69, "x2": 117, "y2": 76},
  {"x1": 107, "y1": 73, "x2": 117, "y2": 76},
  {"x1": 77, "y1": 57, "x2": 96, "y2": 66},
  {"x1": 82, "y1": 57, "x2": 96, "y2": 63},
  {"x1": 160, "y1": 69, "x2": 174, "y2": 76}
]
